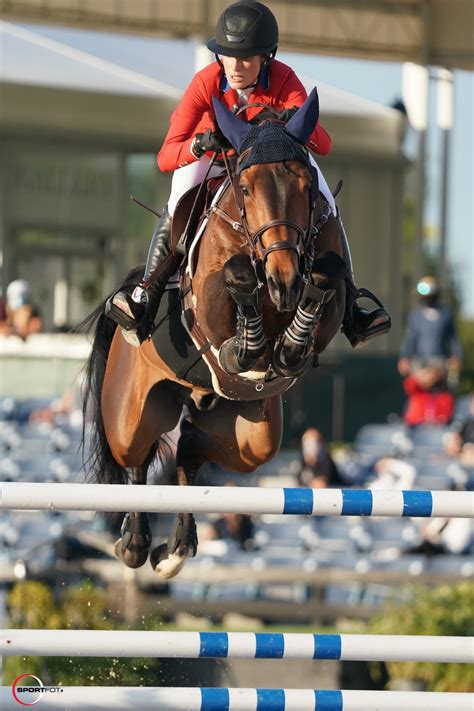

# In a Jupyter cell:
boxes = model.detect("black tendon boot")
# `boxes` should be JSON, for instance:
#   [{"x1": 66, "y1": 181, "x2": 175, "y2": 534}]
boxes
[
  {"x1": 337, "y1": 211, "x2": 391, "y2": 348},
  {"x1": 218, "y1": 284, "x2": 267, "y2": 375},
  {"x1": 105, "y1": 207, "x2": 177, "y2": 346}
]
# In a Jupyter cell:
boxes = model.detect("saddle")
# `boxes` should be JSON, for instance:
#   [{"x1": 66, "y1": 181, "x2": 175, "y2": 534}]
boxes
[{"x1": 170, "y1": 177, "x2": 226, "y2": 259}]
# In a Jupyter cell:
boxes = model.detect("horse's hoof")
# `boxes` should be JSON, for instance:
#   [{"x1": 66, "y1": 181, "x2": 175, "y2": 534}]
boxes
[
  {"x1": 150, "y1": 543, "x2": 190, "y2": 580},
  {"x1": 114, "y1": 537, "x2": 149, "y2": 569},
  {"x1": 271, "y1": 342, "x2": 315, "y2": 378},
  {"x1": 218, "y1": 338, "x2": 265, "y2": 375}
]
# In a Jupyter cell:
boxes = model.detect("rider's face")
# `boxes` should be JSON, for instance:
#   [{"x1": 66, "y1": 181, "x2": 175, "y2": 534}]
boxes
[{"x1": 220, "y1": 54, "x2": 264, "y2": 90}]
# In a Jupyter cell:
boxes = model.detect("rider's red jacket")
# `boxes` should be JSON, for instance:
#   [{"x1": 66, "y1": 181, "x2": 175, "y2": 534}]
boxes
[{"x1": 157, "y1": 60, "x2": 332, "y2": 172}]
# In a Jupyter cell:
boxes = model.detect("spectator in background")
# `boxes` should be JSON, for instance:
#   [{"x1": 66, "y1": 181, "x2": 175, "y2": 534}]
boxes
[
  {"x1": 212, "y1": 510, "x2": 255, "y2": 551},
  {"x1": 402, "y1": 360, "x2": 454, "y2": 427},
  {"x1": 28, "y1": 373, "x2": 87, "y2": 430},
  {"x1": 445, "y1": 393, "x2": 474, "y2": 467},
  {"x1": 398, "y1": 276, "x2": 462, "y2": 378},
  {"x1": 297, "y1": 428, "x2": 344, "y2": 488},
  {"x1": 404, "y1": 483, "x2": 473, "y2": 557},
  {"x1": 208, "y1": 482, "x2": 255, "y2": 551},
  {"x1": 367, "y1": 456, "x2": 416, "y2": 491},
  {"x1": 0, "y1": 279, "x2": 42, "y2": 339}
]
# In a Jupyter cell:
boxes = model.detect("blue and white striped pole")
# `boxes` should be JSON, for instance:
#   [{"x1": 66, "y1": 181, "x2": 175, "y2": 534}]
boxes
[
  {"x1": 3, "y1": 687, "x2": 473, "y2": 710},
  {"x1": 1, "y1": 482, "x2": 472, "y2": 517},
  {"x1": 2, "y1": 630, "x2": 472, "y2": 663}
]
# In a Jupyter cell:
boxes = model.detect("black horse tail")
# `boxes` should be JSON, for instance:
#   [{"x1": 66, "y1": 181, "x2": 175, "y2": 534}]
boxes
[{"x1": 76, "y1": 266, "x2": 144, "y2": 485}]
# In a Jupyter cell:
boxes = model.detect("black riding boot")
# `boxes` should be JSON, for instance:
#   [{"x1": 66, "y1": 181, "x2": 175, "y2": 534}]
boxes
[
  {"x1": 105, "y1": 207, "x2": 178, "y2": 346},
  {"x1": 337, "y1": 211, "x2": 391, "y2": 348}
]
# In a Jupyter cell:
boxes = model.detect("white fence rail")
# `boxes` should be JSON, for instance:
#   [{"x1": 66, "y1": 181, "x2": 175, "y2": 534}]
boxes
[
  {"x1": 1, "y1": 482, "x2": 473, "y2": 517},
  {"x1": 2, "y1": 630, "x2": 472, "y2": 663},
  {"x1": 3, "y1": 687, "x2": 473, "y2": 710}
]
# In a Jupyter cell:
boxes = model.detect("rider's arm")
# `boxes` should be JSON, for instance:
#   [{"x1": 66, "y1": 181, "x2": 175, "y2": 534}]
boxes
[
  {"x1": 157, "y1": 72, "x2": 215, "y2": 172},
  {"x1": 276, "y1": 66, "x2": 332, "y2": 156}
]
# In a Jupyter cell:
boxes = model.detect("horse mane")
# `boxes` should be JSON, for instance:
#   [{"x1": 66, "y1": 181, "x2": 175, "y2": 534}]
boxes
[{"x1": 76, "y1": 266, "x2": 144, "y2": 485}]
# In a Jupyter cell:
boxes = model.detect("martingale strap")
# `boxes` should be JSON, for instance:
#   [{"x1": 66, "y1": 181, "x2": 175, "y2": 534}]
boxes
[
  {"x1": 180, "y1": 272, "x2": 297, "y2": 401},
  {"x1": 209, "y1": 204, "x2": 244, "y2": 234}
]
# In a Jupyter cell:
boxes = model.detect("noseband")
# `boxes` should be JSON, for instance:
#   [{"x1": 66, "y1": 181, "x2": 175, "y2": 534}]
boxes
[{"x1": 219, "y1": 146, "x2": 317, "y2": 276}]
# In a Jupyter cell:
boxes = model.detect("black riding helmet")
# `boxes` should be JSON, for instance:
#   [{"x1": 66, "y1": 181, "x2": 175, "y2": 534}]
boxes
[{"x1": 207, "y1": 1, "x2": 279, "y2": 58}]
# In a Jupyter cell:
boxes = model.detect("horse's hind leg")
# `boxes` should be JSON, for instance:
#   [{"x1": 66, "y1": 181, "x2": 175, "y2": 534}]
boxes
[
  {"x1": 114, "y1": 462, "x2": 153, "y2": 569},
  {"x1": 150, "y1": 421, "x2": 199, "y2": 579}
]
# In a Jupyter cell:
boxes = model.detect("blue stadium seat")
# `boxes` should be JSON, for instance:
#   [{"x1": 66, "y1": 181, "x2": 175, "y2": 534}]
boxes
[
  {"x1": 411, "y1": 425, "x2": 451, "y2": 454},
  {"x1": 354, "y1": 423, "x2": 411, "y2": 457}
]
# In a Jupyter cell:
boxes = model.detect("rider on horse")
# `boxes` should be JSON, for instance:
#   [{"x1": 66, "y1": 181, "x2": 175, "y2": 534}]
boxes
[{"x1": 106, "y1": 0, "x2": 391, "y2": 354}]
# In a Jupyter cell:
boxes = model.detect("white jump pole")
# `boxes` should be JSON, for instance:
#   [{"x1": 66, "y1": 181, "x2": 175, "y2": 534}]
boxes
[
  {"x1": 2, "y1": 687, "x2": 473, "y2": 710},
  {"x1": 2, "y1": 630, "x2": 472, "y2": 663},
  {"x1": 1, "y1": 482, "x2": 473, "y2": 517}
]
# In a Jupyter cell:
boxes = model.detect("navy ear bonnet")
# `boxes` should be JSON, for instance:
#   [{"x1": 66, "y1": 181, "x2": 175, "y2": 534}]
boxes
[
  {"x1": 212, "y1": 87, "x2": 320, "y2": 175},
  {"x1": 237, "y1": 122, "x2": 309, "y2": 173}
]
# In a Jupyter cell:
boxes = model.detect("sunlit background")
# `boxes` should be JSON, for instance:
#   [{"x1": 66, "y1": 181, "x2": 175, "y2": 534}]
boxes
[{"x1": 0, "y1": 0, "x2": 473, "y2": 696}]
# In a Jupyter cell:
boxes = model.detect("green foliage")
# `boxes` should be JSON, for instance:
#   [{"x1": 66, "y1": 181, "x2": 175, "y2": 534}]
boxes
[
  {"x1": 458, "y1": 319, "x2": 474, "y2": 394},
  {"x1": 127, "y1": 154, "x2": 157, "y2": 245},
  {"x1": 4, "y1": 581, "x2": 161, "y2": 686},
  {"x1": 368, "y1": 582, "x2": 474, "y2": 691},
  {"x1": 401, "y1": 195, "x2": 416, "y2": 279}
]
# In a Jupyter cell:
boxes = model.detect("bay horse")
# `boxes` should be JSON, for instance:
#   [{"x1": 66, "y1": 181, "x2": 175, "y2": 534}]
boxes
[{"x1": 81, "y1": 89, "x2": 346, "y2": 579}]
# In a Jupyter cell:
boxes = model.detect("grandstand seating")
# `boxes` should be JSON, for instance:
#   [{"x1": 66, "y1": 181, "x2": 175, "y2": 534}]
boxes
[{"x1": 1, "y1": 399, "x2": 472, "y2": 615}]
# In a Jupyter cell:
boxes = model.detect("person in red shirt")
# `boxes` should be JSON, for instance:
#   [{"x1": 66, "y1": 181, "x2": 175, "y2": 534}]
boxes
[
  {"x1": 403, "y1": 361, "x2": 454, "y2": 427},
  {"x1": 106, "y1": 0, "x2": 390, "y2": 354}
]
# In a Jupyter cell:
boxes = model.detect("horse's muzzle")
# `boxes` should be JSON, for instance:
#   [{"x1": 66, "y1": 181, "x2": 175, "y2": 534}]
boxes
[{"x1": 267, "y1": 272, "x2": 302, "y2": 312}]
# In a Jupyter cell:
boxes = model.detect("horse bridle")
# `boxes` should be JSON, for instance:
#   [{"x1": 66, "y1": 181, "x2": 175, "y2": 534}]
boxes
[{"x1": 218, "y1": 146, "x2": 318, "y2": 279}]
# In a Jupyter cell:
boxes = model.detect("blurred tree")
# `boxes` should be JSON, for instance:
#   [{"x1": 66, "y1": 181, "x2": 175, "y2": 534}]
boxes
[
  {"x1": 368, "y1": 582, "x2": 474, "y2": 692},
  {"x1": 458, "y1": 319, "x2": 474, "y2": 393},
  {"x1": 126, "y1": 155, "x2": 158, "y2": 267},
  {"x1": 4, "y1": 581, "x2": 162, "y2": 686}
]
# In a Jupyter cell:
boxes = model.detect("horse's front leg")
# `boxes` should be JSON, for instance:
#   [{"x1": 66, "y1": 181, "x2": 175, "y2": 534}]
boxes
[
  {"x1": 272, "y1": 251, "x2": 346, "y2": 377},
  {"x1": 218, "y1": 254, "x2": 268, "y2": 375},
  {"x1": 150, "y1": 421, "x2": 199, "y2": 579},
  {"x1": 114, "y1": 464, "x2": 152, "y2": 569}
]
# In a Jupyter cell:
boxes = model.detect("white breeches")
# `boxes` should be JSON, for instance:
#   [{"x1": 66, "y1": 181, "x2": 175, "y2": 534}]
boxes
[
  {"x1": 167, "y1": 157, "x2": 226, "y2": 215},
  {"x1": 309, "y1": 154, "x2": 336, "y2": 214},
  {"x1": 167, "y1": 155, "x2": 336, "y2": 216}
]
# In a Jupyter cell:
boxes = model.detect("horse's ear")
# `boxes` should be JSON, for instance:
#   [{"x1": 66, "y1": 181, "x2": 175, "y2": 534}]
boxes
[
  {"x1": 212, "y1": 96, "x2": 252, "y2": 151},
  {"x1": 284, "y1": 87, "x2": 320, "y2": 145}
]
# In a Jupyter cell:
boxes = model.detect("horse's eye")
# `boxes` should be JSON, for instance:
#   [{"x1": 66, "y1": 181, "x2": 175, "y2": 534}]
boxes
[{"x1": 241, "y1": 185, "x2": 250, "y2": 197}]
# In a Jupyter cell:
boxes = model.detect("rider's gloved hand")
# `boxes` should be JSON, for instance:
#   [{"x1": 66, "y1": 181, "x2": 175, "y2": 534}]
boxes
[
  {"x1": 191, "y1": 128, "x2": 231, "y2": 158},
  {"x1": 254, "y1": 105, "x2": 299, "y2": 124},
  {"x1": 275, "y1": 106, "x2": 299, "y2": 122}
]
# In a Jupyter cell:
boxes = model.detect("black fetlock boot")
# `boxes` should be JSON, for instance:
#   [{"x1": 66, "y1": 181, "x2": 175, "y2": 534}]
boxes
[
  {"x1": 337, "y1": 211, "x2": 391, "y2": 348},
  {"x1": 105, "y1": 207, "x2": 178, "y2": 346},
  {"x1": 218, "y1": 284, "x2": 267, "y2": 375}
]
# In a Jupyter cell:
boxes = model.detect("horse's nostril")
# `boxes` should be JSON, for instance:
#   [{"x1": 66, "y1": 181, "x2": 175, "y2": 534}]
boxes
[
  {"x1": 267, "y1": 275, "x2": 278, "y2": 293},
  {"x1": 292, "y1": 274, "x2": 302, "y2": 297}
]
